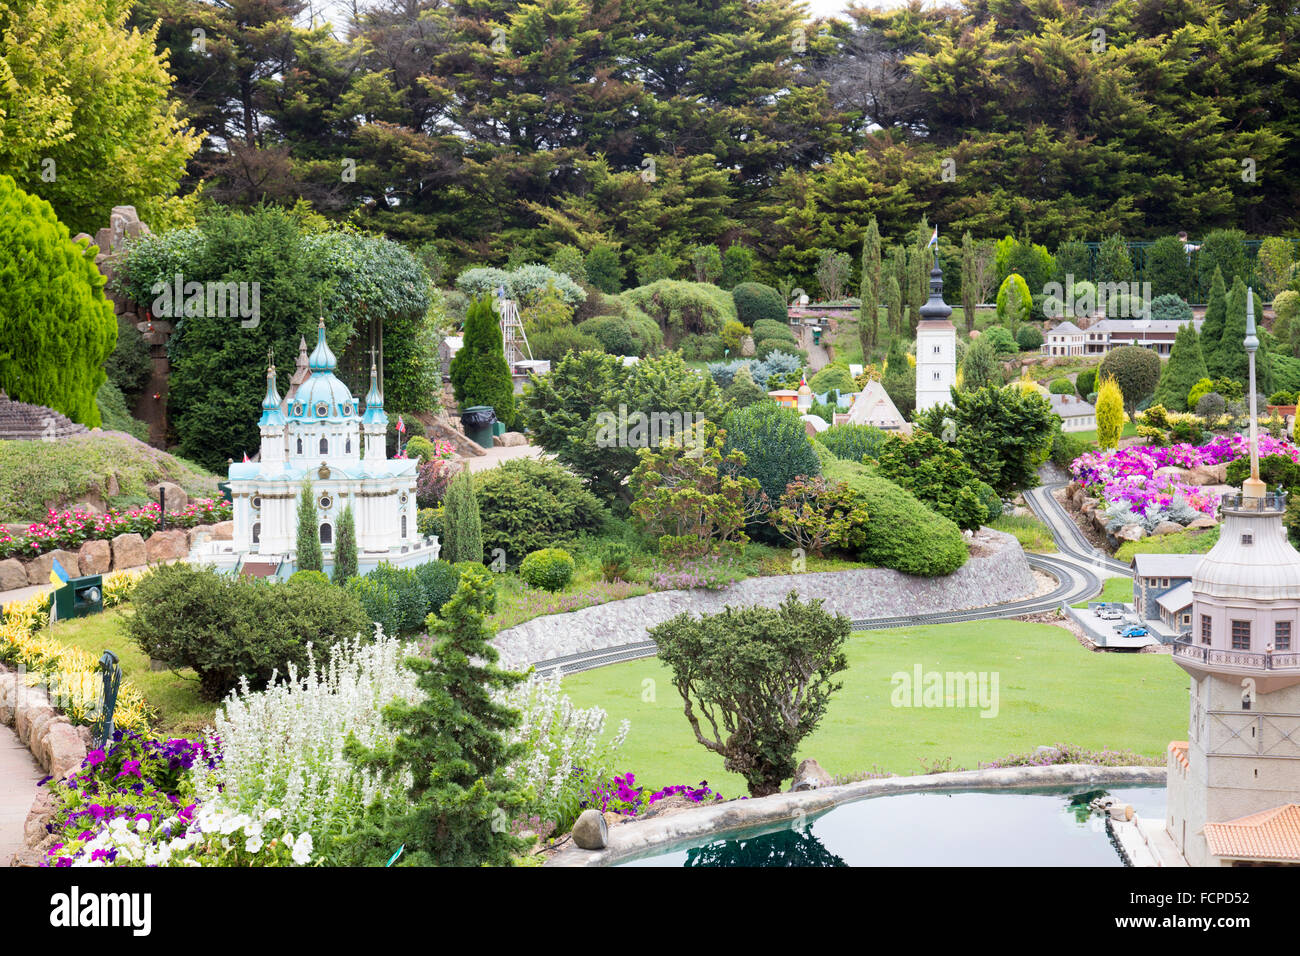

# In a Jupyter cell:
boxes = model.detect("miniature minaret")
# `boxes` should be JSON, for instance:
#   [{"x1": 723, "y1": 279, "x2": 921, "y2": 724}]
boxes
[
  {"x1": 361, "y1": 346, "x2": 388, "y2": 463},
  {"x1": 915, "y1": 251, "x2": 957, "y2": 412},
  {"x1": 257, "y1": 349, "x2": 286, "y2": 475},
  {"x1": 1165, "y1": 285, "x2": 1300, "y2": 866}
]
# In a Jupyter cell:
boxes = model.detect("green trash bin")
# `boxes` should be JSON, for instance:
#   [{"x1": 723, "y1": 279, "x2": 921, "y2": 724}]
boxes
[
  {"x1": 491, "y1": 421, "x2": 506, "y2": 437},
  {"x1": 461, "y1": 405, "x2": 497, "y2": 449},
  {"x1": 54, "y1": 575, "x2": 104, "y2": 621}
]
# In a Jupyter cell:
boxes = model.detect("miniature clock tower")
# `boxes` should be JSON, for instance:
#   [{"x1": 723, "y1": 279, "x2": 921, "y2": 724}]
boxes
[{"x1": 915, "y1": 255, "x2": 957, "y2": 413}]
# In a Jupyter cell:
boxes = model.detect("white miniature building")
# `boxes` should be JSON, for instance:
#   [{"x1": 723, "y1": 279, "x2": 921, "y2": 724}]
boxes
[
  {"x1": 1042, "y1": 320, "x2": 1086, "y2": 356},
  {"x1": 1048, "y1": 393, "x2": 1097, "y2": 432},
  {"x1": 914, "y1": 258, "x2": 956, "y2": 413},
  {"x1": 1165, "y1": 290, "x2": 1300, "y2": 866},
  {"x1": 842, "y1": 380, "x2": 910, "y2": 433},
  {"x1": 195, "y1": 318, "x2": 438, "y2": 578}
]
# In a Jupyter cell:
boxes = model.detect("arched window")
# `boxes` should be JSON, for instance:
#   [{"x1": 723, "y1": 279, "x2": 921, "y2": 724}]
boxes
[
  {"x1": 319, "y1": 436, "x2": 328, "y2": 455},
  {"x1": 401, "y1": 514, "x2": 407, "y2": 538},
  {"x1": 296, "y1": 437, "x2": 303, "y2": 455},
  {"x1": 252, "y1": 522, "x2": 261, "y2": 544},
  {"x1": 345, "y1": 437, "x2": 351, "y2": 454},
  {"x1": 319, "y1": 523, "x2": 332, "y2": 544}
]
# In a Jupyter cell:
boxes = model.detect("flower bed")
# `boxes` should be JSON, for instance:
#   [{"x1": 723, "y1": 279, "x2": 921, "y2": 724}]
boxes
[
  {"x1": 0, "y1": 498, "x2": 232, "y2": 560},
  {"x1": 1070, "y1": 434, "x2": 1300, "y2": 517}
]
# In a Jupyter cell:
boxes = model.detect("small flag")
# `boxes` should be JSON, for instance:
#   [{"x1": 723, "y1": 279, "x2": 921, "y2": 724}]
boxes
[
  {"x1": 386, "y1": 845, "x2": 405, "y2": 867},
  {"x1": 49, "y1": 557, "x2": 70, "y2": 588},
  {"x1": 242, "y1": 452, "x2": 250, "y2": 463},
  {"x1": 396, "y1": 416, "x2": 406, "y2": 434},
  {"x1": 926, "y1": 226, "x2": 939, "y2": 248}
]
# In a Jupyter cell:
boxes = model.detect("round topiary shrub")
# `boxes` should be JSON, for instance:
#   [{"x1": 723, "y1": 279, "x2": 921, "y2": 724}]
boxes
[
  {"x1": 475, "y1": 457, "x2": 608, "y2": 564},
  {"x1": 731, "y1": 282, "x2": 787, "y2": 326},
  {"x1": 414, "y1": 559, "x2": 462, "y2": 618},
  {"x1": 403, "y1": 435, "x2": 438, "y2": 463},
  {"x1": 751, "y1": 318, "x2": 795, "y2": 343},
  {"x1": 1196, "y1": 392, "x2": 1226, "y2": 419},
  {"x1": 809, "y1": 364, "x2": 857, "y2": 394},
  {"x1": 724, "y1": 402, "x2": 822, "y2": 521},
  {"x1": 1150, "y1": 294, "x2": 1193, "y2": 323},
  {"x1": 1015, "y1": 325, "x2": 1044, "y2": 351},
  {"x1": 1098, "y1": 344, "x2": 1161, "y2": 412},
  {"x1": 578, "y1": 315, "x2": 636, "y2": 355},
  {"x1": 1049, "y1": 377, "x2": 1075, "y2": 394},
  {"x1": 520, "y1": 548, "x2": 575, "y2": 592},
  {"x1": 289, "y1": 569, "x2": 331, "y2": 586}
]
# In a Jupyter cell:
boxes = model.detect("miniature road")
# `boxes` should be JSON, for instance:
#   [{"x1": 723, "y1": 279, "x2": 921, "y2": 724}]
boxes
[{"x1": 1024, "y1": 483, "x2": 1132, "y2": 576}]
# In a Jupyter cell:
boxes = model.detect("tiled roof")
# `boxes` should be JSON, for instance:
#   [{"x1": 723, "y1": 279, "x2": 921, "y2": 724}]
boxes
[
  {"x1": 1204, "y1": 804, "x2": 1300, "y2": 862},
  {"x1": 1156, "y1": 581, "x2": 1194, "y2": 613},
  {"x1": 0, "y1": 391, "x2": 88, "y2": 441},
  {"x1": 1048, "y1": 321, "x2": 1084, "y2": 335},
  {"x1": 1131, "y1": 553, "x2": 1203, "y2": 577}
]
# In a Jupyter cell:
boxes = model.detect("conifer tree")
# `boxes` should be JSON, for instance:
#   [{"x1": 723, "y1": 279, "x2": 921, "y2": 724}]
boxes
[
  {"x1": 333, "y1": 504, "x2": 358, "y2": 584},
  {"x1": 892, "y1": 248, "x2": 909, "y2": 333},
  {"x1": 882, "y1": 336, "x2": 915, "y2": 419},
  {"x1": 1217, "y1": 277, "x2": 1250, "y2": 387},
  {"x1": 449, "y1": 294, "x2": 516, "y2": 427},
  {"x1": 1200, "y1": 267, "x2": 1228, "y2": 379},
  {"x1": 296, "y1": 481, "x2": 323, "y2": 572},
  {"x1": 960, "y1": 231, "x2": 977, "y2": 334},
  {"x1": 441, "y1": 470, "x2": 483, "y2": 564},
  {"x1": 885, "y1": 274, "x2": 903, "y2": 340},
  {"x1": 1095, "y1": 375, "x2": 1124, "y2": 450},
  {"x1": 859, "y1": 217, "x2": 882, "y2": 356},
  {"x1": 343, "y1": 565, "x2": 529, "y2": 866},
  {"x1": 961, "y1": 337, "x2": 999, "y2": 392},
  {"x1": 1152, "y1": 323, "x2": 1209, "y2": 411}
]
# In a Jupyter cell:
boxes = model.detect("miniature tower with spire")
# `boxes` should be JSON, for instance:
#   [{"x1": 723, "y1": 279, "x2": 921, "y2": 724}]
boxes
[
  {"x1": 915, "y1": 253, "x2": 957, "y2": 413},
  {"x1": 1165, "y1": 286, "x2": 1300, "y2": 866},
  {"x1": 362, "y1": 346, "x2": 388, "y2": 463},
  {"x1": 257, "y1": 349, "x2": 286, "y2": 475}
]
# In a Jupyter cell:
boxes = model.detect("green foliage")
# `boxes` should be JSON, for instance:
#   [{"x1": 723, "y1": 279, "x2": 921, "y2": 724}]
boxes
[
  {"x1": 1150, "y1": 294, "x2": 1193, "y2": 323},
  {"x1": 1215, "y1": 277, "x2": 1251, "y2": 387},
  {"x1": 578, "y1": 312, "x2": 663, "y2": 357},
  {"x1": 599, "y1": 541, "x2": 631, "y2": 582},
  {"x1": 333, "y1": 505, "x2": 358, "y2": 584},
  {"x1": 720, "y1": 245, "x2": 755, "y2": 289},
  {"x1": 723, "y1": 402, "x2": 821, "y2": 508},
  {"x1": 342, "y1": 565, "x2": 529, "y2": 867},
  {"x1": 1098, "y1": 345, "x2": 1162, "y2": 415},
  {"x1": 995, "y1": 235, "x2": 1054, "y2": 293},
  {"x1": 996, "y1": 273, "x2": 1032, "y2": 334},
  {"x1": 524, "y1": 349, "x2": 726, "y2": 505},
  {"x1": 861, "y1": 218, "x2": 883, "y2": 353},
  {"x1": 530, "y1": 325, "x2": 603, "y2": 362},
  {"x1": 1197, "y1": 229, "x2": 1249, "y2": 288},
  {"x1": 809, "y1": 364, "x2": 857, "y2": 394},
  {"x1": 347, "y1": 562, "x2": 428, "y2": 636},
  {"x1": 0, "y1": 176, "x2": 116, "y2": 426},
  {"x1": 1053, "y1": 239, "x2": 1090, "y2": 286},
  {"x1": 450, "y1": 295, "x2": 516, "y2": 428},
  {"x1": 723, "y1": 364, "x2": 766, "y2": 408},
  {"x1": 1095, "y1": 234, "x2": 1134, "y2": 284},
  {"x1": 403, "y1": 436, "x2": 438, "y2": 464},
  {"x1": 731, "y1": 282, "x2": 787, "y2": 327},
  {"x1": 414, "y1": 560, "x2": 462, "y2": 617},
  {"x1": 95, "y1": 381, "x2": 148, "y2": 441},
  {"x1": 295, "y1": 481, "x2": 323, "y2": 573},
  {"x1": 126, "y1": 563, "x2": 370, "y2": 700},
  {"x1": 621, "y1": 280, "x2": 737, "y2": 346},
  {"x1": 1049, "y1": 378, "x2": 1075, "y2": 395},
  {"x1": 441, "y1": 469, "x2": 483, "y2": 564},
  {"x1": 885, "y1": 273, "x2": 903, "y2": 338},
  {"x1": 1050, "y1": 428, "x2": 1089, "y2": 470},
  {"x1": 876, "y1": 430, "x2": 987, "y2": 531},
  {"x1": 474, "y1": 457, "x2": 607, "y2": 564},
  {"x1": 822, "y1": 458, "x2": 968, "y2": 576},
  {"x1": 813, "y1": 424, "x2": 890, "y2": 462},
  {"x1": 770, "y1": 476, "x2": 869, "y2": 556},
  {"x1": 105, "y1": 315, "x2": 152, "y2": 399},
  {"x1": 548, "y1": 245, "x2": 589, "y2": 284},
  {"x1": 1016, "y1": 325, "x2": 1043, "y2": 351},
  {"x1": 914, "y1": 386, "x2": 1056, "y2": 496},
  {"x1": 519, "y1": 548, "x2": 576, "y2": 592},
  {"x1": 961, "y1": 337, "x2": 1000, "y2": 392},
  {"x1": 1075, "y1": 367, "x2": 1098, "y2": 398},
  {"x1": 585, "y1": 244, "x2": 625, "y2": 294},
  {"x1": 650, "y1": 591, "x2": 851, "y2": 797},
  {"x1": 980, "y1": 325, "x2": 1018, "y2": 357},
  {"x1": 636, "y1": 247, "x2": 680, "y2": 286},
  {"x1": 690, "y1": 245, "x2": 723, "y2": 284},
  {"x1": 1153, "y1": 323, "x2": 1209, "y2": 411},
  {"x1": 1145, "y1": 236, "x2": 1191, "y2": 299},
  {"x1": 1200, "y1": 268, "x2": 1228, "y2": 377},
  {"x1": 1257, "y1": 237, "x2": 1295, "y2": 301},
  {"x1": 882, "y1": 337, "x2": 915, "y2": 420},
  {"x1": 457, "y1": 265, "x2": 585, "y2": 307}
]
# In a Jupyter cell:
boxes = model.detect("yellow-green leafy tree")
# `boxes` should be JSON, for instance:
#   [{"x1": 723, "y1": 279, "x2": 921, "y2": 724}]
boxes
[
  {"x1": 0, "y1": 0, "x2": 202, "y2": 233},
  {"x1": 1095, "y1": 374, "x2": 1125, "y2": 450}
]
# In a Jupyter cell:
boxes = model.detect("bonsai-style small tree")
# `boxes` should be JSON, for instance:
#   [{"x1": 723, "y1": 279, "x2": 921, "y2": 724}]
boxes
[
  {"x1": 296, "y1": 480, "x2": 323, "y2": 572},
  {"x1": 651, "y1": 592, "x2": 851, "y2": 797}
]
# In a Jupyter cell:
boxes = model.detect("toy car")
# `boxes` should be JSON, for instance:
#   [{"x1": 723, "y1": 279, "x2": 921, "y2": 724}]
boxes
[{"x1": 1119, "y1": 625, "x2": 1149, "y2": 638}]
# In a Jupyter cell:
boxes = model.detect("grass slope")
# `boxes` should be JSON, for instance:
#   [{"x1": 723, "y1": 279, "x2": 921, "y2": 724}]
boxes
[
  {"x1": 562, "y1": 619, "x2": 1186, "y2": 794},
  {"x1": 0, "y1": 432, "x2": 219, "y2": 522}
]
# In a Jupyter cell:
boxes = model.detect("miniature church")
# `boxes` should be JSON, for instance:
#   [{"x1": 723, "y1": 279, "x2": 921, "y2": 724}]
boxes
[
  {"x1": 1164, "y1": 289, "x2": 1300, "y2": 866},
  {"x1": 195, "y1": 318, "x2": 438, "y2": 578},
  {"x1": 915, "y1": 255, "x2": 957, "y2": 413}
]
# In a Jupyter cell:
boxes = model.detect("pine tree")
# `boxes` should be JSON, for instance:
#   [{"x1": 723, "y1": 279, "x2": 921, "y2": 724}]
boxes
[
  {"x1": 859, "y1": 217, "x2": 881, "y2": 357},
  {"x1": 296, "y1": 480, "x2": 323, "y2": 572},
  {"x1": 960, "y1": 231, "x2": 977, "y2": 334},
  {"x1": 1152, "y1": 322, "x2": 1209, "y2": 411},
  {"x1": 342, "y1": 564, "x2": 529, "y2": 866},
  {"x1": 885, "y1": 273, "x2": 903, "y2": 339},
  {"x1": 333, "y1": 504, "x2": 358, "y2": 584},
  {"x1": 449, "y1": 295, "x2": 516, "y2": 428},
  {"x1": 1095, "y1": 375, "x2": 1124, "y2": 450},
  {"x1": 1200, "y1": 267, "x2": 1228, "y2": 379},
  {"x1": 441, "y1": 470, "x2": 483, "y2": 564}
]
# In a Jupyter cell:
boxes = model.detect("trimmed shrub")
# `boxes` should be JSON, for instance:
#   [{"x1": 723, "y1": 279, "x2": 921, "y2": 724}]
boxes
[
  {"x1": 1098, "y1": 345, "x2": 1161, "y2": 414},
  {"x1": 441, "y1": 469, "x2": 483, "y2": 564},
  {"x1": 403, "y1": 436, "x2": 437, "y2": 463},
  {"x1": 474, "y1": 457, "x2": 607, "y2": 564},
  {"x1": 450, "y1": 295, "x2": 516, "y2": 428},
  {"x1": 1195, "y1": 392, "x2": 1226, "y2": 419},
  {"x1": 1145, "y1": 236, "x2": 1191, "y2": 299},
  {"x1": 809, "y1": 364, "x2": 857, "y2": 394},
  {"x1": 996, "y1": 273, "x2": 1032, "y2": 332},
  {"x1": 529, "y1": 325, "x2": 604, "y2": 362},
  {"x1": 1150, "y1": 294, "x2": 1193, "y2": 323},
  {"x1": 1049, "y1": 378, "x2": 1075, "y2": 395},
  {"x1": 621, "y1": 280, "x2": 736, "y2": 345},
  {"x1": 974, "y1": 480, "x2": 1003, "y2": 524},
  {"x1": 981, "y1": 325, "x2": 1018, "y2": 356},
  {"x1": 1197, "y1": 229, "x2": 1249, "y2": 288},
  {"x1": 751, "y1": 318, "x2": 795, "y2": 342},
  {"x1": 519, "y1": 548, "x2": 576, "y2": 592},
  {"x1": 823, "y1": 459, "x2": 967, "y2": 576},
  {"x1": 348, "y1": 562, "x2": 428, "y2": 635},
  {"x1": 600, "y1": 541, "x2": 631, "y2": 582},
  {"x1": 414, "y1": 559, "x2": 462, "y2": 617},
  {"x1": 724, "y1": 365, "x2": 767, "y2": 407},
  {"x1": 126, "y1": 563, "x2": 370, "y2": 700},
  {"x1": 756, "y1": 337, "x2": 805, "y2": 361},
  {"x1": 289, "y1": 569, "x2": 330, "y2": 586},
  {"x1": 577, "y1": 314, "x2": 663, "y2": 357},
  {"x1": 732, "y1": 282, "x2": 787, "y2": 326},
  {"x1": 813, "y1": 424, "x2": 890, "y2": 462},
  {"x1": 1016, "y1": 325, "x2": 1043, "y2": 351},
  {"x1": 723, "y1": 402, "x2": 822, "y2": 507},
  {"x1": 333, "y1": 505, "x2": 358, "y2": 584},
  {"x1": 1076, "y1": 367, "x2": 1098, "y2": 398}
]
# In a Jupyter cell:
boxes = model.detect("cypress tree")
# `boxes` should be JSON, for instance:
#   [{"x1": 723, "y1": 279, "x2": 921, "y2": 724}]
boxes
[
  {"x1": 1200, "y1": 267, "x2": 1228, "y2": 378},
  {"x1": 960, "y1": 231, "x2": 977, "y2": 334},
  {"x1": 882, "y1": 336, "x2": 916, "y2": 420},
  {"x1": 1152, "y1": 323, "x2": 1208, "y2": 411},
  {"x1": 342, "y1": 565, "x2": 529, "y2": 866},
  {"x1": 1217, "y1": 277, "x2": 1250, "y2": 387},
  {"x1": 333, "y1": 504, "x2": 358, "y2": 584},
  {"x1": 885, "y1": 274, "x2": 903, "y2": 340},
  {"x1": 892, "y1": 247, "x2": 908, "y2": 334},
  {"x1": 1095, "y1": 376, "x2": 1124, "y2": 450},
  {"x1": 442, "y1": 470, "x2": 483, "y2": 564},
  {"x1": 859, "y1": 217, "x2": 881, "y2": 357},
  {"x1": 449, "y1": 294, "x2": 516, "y2": 427},
  {"x1": 296, "y1": 480, "x2": 323, "y2": 572}
]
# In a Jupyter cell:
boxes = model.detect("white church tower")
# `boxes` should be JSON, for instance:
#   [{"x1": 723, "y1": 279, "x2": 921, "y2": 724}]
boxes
[{"x1": 914, "y1": 254, "x2": 957, "y2": 413}]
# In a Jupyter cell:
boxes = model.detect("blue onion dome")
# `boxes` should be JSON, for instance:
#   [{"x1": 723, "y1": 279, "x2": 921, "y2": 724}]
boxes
[
  {"x1": 286, "y1": 317, "x2": 360, "y2": 423},
  {"x1": 362, "y1": 355, "x2": 387, "y2": 426},
  {"x1": 259, "y1": 364, "x2": 286, "y2": 427},
  {"x1": 308, "y1": 316, "x2": 338, "y2": 372}
]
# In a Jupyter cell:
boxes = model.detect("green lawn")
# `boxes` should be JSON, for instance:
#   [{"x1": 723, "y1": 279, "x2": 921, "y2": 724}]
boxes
[
  {"x1": 1072, "y1": 577, "x2": 1134, "y2": 607},
  {"x1": 1068, "y1": 421, "x2": 1140, "y2": 447},
  {"x1": 1115, "y1": 526, "x2": 1220, "y2": 564},
  {"x1": 46, "y1": 609, "x2": 215, "y2": 736},
  {"x1": 562, "y1": 619, "x2": 1187, "y2": 794},
  {"x1": 989, "y1": 514, "x2": 1055, "y2": 552}
]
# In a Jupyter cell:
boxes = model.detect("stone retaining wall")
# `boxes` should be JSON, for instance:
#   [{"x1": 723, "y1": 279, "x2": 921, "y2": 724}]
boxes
[
  {"x1": 494, "y1": 528, "x2": 1036, "y2": 669},
  {"x1": 547, "y1": 763, "x2": 1167, "y2": 867}
]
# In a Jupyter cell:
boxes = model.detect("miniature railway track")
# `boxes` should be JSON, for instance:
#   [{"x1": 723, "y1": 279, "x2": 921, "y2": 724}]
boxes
[
  {"x1": 530, "y1": 553, "x2": 1102, "y2": 676},
  {"x1": 1025, "y1": 483, "x2": 1132, "y2": 576}
]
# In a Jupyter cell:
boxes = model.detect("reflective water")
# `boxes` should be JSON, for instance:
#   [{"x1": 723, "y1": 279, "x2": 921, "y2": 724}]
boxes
[{"x1": 619, "y1": 785, "x2": 1166, "y2": 867}]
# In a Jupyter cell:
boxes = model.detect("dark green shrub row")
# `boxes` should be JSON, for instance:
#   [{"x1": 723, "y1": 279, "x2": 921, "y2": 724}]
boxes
[{"x1": 475, "y1": 458, "x2": 608, "y2": 564}]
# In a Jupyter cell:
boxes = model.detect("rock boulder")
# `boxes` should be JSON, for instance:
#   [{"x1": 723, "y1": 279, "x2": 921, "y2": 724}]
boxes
[
  {"x1": 77, "y1": 539, "x2": 112, "y2": 576},
  {"x1": 790, "y1": 758, "x2": 834, "y2": 792},
  {"x1": 150, "y1": 481, "x2": 187, "y2": 512},
  {"x1": 25, "y1": 549, "x2": 79, "y2": 587},
  {"x1": 111, "y1": 533, "x2": 147, "y2": 569},
  {"x1": 0, "y1": 558, "x2": 27, "y2": 592},
  {"x1": 571, "y1": 808, "x2": 609, "y2": 850},
  {"x1": 145, "y1": 529, "x2": 190, "y2": 563}
]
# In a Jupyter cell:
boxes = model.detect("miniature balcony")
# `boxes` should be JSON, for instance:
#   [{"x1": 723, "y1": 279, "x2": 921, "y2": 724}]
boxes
[{"x1": 1173, "y1": 637, "x2": 1300, "y2": 673}]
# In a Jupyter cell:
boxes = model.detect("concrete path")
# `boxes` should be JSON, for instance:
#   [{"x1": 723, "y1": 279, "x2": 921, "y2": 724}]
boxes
[
  {"x1": 461, "y1": 443, "x2": 546, "y2": 473},
  {"x1": 0, "y1": 723, "x2": 43, "y2": 867}
]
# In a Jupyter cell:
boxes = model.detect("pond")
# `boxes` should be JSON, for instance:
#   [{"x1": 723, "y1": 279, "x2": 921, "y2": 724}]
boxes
[{"x1": 618, "y1": 785, "x2": 1166, "y2": 867}]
